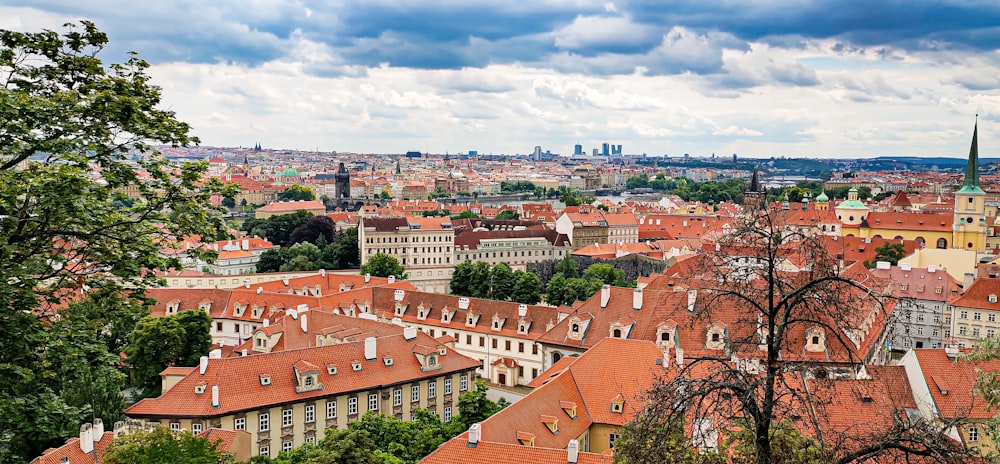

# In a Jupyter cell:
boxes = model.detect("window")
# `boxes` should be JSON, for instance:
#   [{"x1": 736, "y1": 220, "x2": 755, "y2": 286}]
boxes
[
  {"x1": 305, "y1": 405, "x2": 315, "y2": 423},
  {"x1": 460, "y1": 375, "x2": 468, "y2": 391},
  {"x1": 369, "y1": 393, "x2": 379, "y2": 412},
  {"x1": 609, "y1": 432, "x2": 620, "y2": 448},
  {"x1": 394, "y1": 388, "x2": 402, "y2": 406},
  {"x1": 444, "y1": 406, "x2": 453, "y2": 421},
  {"x1": 411, "y1": 385, "x2": 420, "y2": 402},
  {"x1": 348, "y1": 397, "x2": 358, "y2": 415},
  {"x1": 988, "y1": 329, "x2": 996, "y2": 339},
  {"x1": 961, "y1": 311, "x2": 968, "y2": 319},
  {"x1": 505, "y1": 340, "x2": 511, "y2": 351},
  {"x1": 305, "y1": 436, "x2": 315, "y2": 445},
  {"x1": 532, "y1": 344, "x2": 538, "y2": 355},
  {"x1": 969, "y1": 427, "x2": 980, "y2": 442},
  {"x1": 170, "y1": 422, "x2": 180, "y2": 431},
  {"x1": 259, "y1": 445, "x2": 269, "y2": 457},
  {"x1": 444, "y1": 378, "x2": 452, "y2": 395},
  {"x1": 917, "y1": 327, "x2": 924, "y2": 335},
  {"x1": 327, "y1": 401, "x2": 337, "y2": 419},
  {"x1": 282, "y1": 441, "x2": 293, "y2": 452},
  {"x1": 974, "y1": 312, "x2": 982, "y2": 321},
  {"x1": 479, "y1": 337, "x2": 484, "y2": 347},
  {"x1": 282, "y1": 408, "x2": 293, "y2": 427},
  {"x1": 215, "y1": 322, "x2": 222, "y2": 332},
  {"x1": 492, "y1": 339, "x2": 498, "y2": 349},
  {"x1": 518, "y1": 342, "x2": 524, "y2": 353},
  {"x1": 428, "y1": 381, "x2": 437, "y2": 399},
  {"x1": 192, "y1": 423, "x2": 202, "y2": 434},
  {"x1": 259, "y1": 413, "x2": 270, "y2": 432},
  {"x1": 990, "y1": 314, "x2": 997, "y2": 322},
  {"x1": 973, "y1": 328, "x2": 981, "y2": 337},
  {"x1": 960, "y1": 326, "x2": 968, "y2": 335},
  {"x1": 235, "y1": 418, "x2": 246, "y2": 431}
]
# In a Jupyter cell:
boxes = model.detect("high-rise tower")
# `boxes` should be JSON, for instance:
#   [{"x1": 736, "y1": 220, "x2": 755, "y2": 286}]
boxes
[{"x1": 953, "y1": 117, "x2": 986, "y2": 251}]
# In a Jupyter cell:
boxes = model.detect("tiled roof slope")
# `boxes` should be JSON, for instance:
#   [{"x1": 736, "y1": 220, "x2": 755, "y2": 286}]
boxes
[
  {"x1": 950, "y1": 275, "x2": 1000, "y2": 311},
  {"x1": 31, "y1": 432, "x2": 113, "y2": 464},
  {"x1": 126, "y1": 328, "x2": 479, "y2": 418},
  {"x1": 421, "y1": 437, "x2": 613, "y2": 464},
  {"x1": 912, "y1": 349, "x2": 1000, "y2": 420}
]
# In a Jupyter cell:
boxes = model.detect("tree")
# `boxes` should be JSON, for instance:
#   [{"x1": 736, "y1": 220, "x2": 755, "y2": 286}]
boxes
[
  {"x1": 489, "y1": 263, "x2": 517, "y2": 300},
  {"x1": 455, "y1": 381, "x2": 509, "y2": 429},
  {"x1": 511, "y1": 271, "x2": 542, "y2": 305},
  {"x1": 360, "y1": 253, "x2": 407, "y2": 279},
  {"x1": 556, "y1": 254, "x2": 580, "y2": 279},
  {"x1": 495, "y1": 210, "x2": 520, "y2": 220},
  {"x1": 618, "y1": 212, "x2": 967, "y2": 464},
  {"x1": 103, "y1": 426, "x2": 232, "y2": 464},
  {"x1": 864, "y1": 242, "x2": 906, "y2": 268},
  {"x1": 450, "y1": 261, "x2": 474, "y2": 296},
  {"x1": 240, "y1": 210, "x2": 313, "y2": 247},
  {"x1": 466, "y1": 261, "x2": 492, "y2": 299},
  {"x1": 582, "y1": 263, "x2": 629, "y2": 287},
  {"x1": 0, "y1": 22, "x2": 228, "y2": 462},
  {"x1": 277, "y1": 184, "x2": 316, "y2": 201},
  {"x1": 288, "y1": 215, "x2": 336, "y2": 245},
  {"x1": 125, "y1": 311, "x2": 211, "y2": 397},
  {"x1": 545, "y1": 273, "x2": 569, "y2": 307},
  {"x1": 962, "y1": 338, "x2": 1000, "y2": 459}
]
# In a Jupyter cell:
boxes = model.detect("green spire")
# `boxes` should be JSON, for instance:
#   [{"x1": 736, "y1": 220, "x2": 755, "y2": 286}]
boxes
[{"x1": 959, "y1": 116, "x2": 984, "y2": 194}]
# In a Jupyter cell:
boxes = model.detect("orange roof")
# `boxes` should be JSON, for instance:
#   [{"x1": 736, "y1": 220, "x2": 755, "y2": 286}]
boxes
[
  {"x1": 30, "y1": 431, "x2": 113, "y2": 464},
  {"x1": 911, "y1": 349, "x2": 1000, "y2": 420},
  {"x1": 863, "y1": 212, "x2": 953, "y2": 232},
  {"x1": 950, "y1": 275, "x2": 1000, "y2": 311},
  {"x1": 126, "y1": 329, "x2": 479, "y2": 418},
  {"x1": 256, "y1": 200, "x2": 326, "y2": 213},
  {"x1": 420, "y1": 437, "x2": 613, "y2": 464}
]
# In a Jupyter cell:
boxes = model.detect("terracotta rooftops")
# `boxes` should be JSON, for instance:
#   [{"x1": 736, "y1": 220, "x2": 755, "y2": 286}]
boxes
[{"x1": 256, "y1": 200, "x2": 326, "y2": 212}]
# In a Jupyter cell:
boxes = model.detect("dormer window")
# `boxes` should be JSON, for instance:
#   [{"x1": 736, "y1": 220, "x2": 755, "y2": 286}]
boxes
[
  {"x1": 304, "y1": 376, "x2": 313, "y2": 386},
  {"x1": 518, "y1": 320, "x2": 529, "y2": 334},
  {"x1": 166, "y1": 300, "x2": 180, "y2": 315},
  {"x1": 428, "y1": 355, "x2": 438, "y2": 367},
  {"x1": 805, "y1": 327, "x2": 826, "y2": 352},
  {"x1": 610, "y1": 393, "x2": 625, "y2": 413},
  {"x1": 705, "y1": 322, "x2": 727, "y2": 350},
  {"x1": 541, "y1": 415, "x2": 558, "y2": 434},
  {"x1": 259, "y1": 374, "x2": 272, "y2": 386},
  {"x1": 438, "y1": 346, "x2": 447, "y2": 356},
  {"x1": 989, "y1": 294, "x2": 997, "y2": 303},
  {"x1": 416, "y1": 304, "x2": 428, "y2": 321},
  {"x1": 394, "y1": 302, "x2": 407, "y2": 317},
  {"x1": 441, "y1": 308, "x2": 453, "y2": 324},
  {"x1": 251, "y1": 305, "x2": 263, "y2": 319},
  {"x1": 383, "y1": 355, "x2": 394, "y2": 367},
  {"x1": 194, "y1": 381, "x2": 207, "y2": 394},
  {"x1": 352, "y1": 360, "x2": 362, "y2": 372},
  {"x1": 326, "y1": 364, "x2": 338, "y2": 375},
  {"x1": 517, "y1": 431, "x2": 535, "y2": 447},
  {"x1": 560, "y1": 401, "x2": 577, "y2": 419}
]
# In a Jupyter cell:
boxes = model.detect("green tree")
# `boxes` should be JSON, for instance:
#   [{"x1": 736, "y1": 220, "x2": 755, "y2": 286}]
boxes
[
  {"x1": 583, "y1": 263, "x2": 630, "y2": 287},
  {"x1": 277, "y1": 184, "x2": 316, "y2": 201},
  {"x1": 864, "y1": 242, "x2": 906, "y2": 268},
  {"x1": 125, "y1": 311, "x2": 211, "y2": 397},
  {"x1": 450, "y1": 261, "x2": 474, "y2": 296},
  {"x1": 0, "y1": 22, "x2": 228, "y2": 462},
  {"x1": 288, "y1": 215, "x2": 336, "y2": 245},
  {"x1": 495, "y1": 210, "x2": 520, "y2": 220},
  {"x1": 240, "y1": 210, "x2": 313, "y2": 247},
  {"x1": 467, "y1": 261, "x2": 492, "y2": 298},
  {"x1": 379, "y1": 190, "x2": 392, "y2": 200},
  {"x1": 556, "y1": 254, "x2": 580, "y2": 278},
  {"x1": 962, "y1": 338, "x2": 1000, "y2": 459},
  {"x1": 103, "y1": 426, "x2": 232, "y2": 464},
  {"x1": 511, "y1": 271, "x2": 543, "y2": 305},
  {"x1": 455, "y1": 381, "x2": 510, "y2": 430},
  {"x1": 489, "y1": 263, "x2": 517, "y2": 300},
  {"x1": 360, "y1": 253, "x2": 407, "y2": 279},
  {"x1": 546, "y1": 273, "x2": 569, "y2": 306}
]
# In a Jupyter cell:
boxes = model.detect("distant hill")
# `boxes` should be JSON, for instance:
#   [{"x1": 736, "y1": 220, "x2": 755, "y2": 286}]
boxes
[{"x1": 858, "y1": 156, "x2": 1000, "y2": 172}]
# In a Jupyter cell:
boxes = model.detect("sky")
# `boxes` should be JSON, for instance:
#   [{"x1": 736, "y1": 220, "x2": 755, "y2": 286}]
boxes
[{"x1": 2, "y1": 1, "x2": 1000, "y2": 158}]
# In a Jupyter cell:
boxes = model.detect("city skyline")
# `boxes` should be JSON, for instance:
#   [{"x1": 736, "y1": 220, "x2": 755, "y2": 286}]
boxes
[{"x1": 3, "y1": 1, "x2": 999, "y2": 158}]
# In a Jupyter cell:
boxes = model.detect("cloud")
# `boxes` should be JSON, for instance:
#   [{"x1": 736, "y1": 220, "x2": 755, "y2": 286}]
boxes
[
  {"x1": 552, "y1": 15, "x2": 660, "y2": 53},
  {"x1": 714, "y1": 126, "x2": 764, "y2": 137},
  {"x1": 532, "y1": 77, "x2": 664, "y2": 110}
]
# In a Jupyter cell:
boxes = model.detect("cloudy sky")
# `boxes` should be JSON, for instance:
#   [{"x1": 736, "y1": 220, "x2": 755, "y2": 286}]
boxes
[{"x1": 3, "y1": 1, "x2": 999, "y2": 158}]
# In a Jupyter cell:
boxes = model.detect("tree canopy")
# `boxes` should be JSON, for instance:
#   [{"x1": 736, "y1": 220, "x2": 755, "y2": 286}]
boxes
[
  {"x1": 0, "y1": 22, "x2": 227, "y2": 462},
  {"x1": 103, "y1": 426, "x2": 232, "y2": 464},
  {"x1": 125, "y1": 310, "x2": 212, "y2": 398},
  {"x1": 277, "y1": 184, "x2": 316, "y2": 202},
  {"x1": 360, "y1": 253, "x2": 407, "y2": 279},
  {"x1": 449, "y1": 261, "x2": 542, "y2": 304}
]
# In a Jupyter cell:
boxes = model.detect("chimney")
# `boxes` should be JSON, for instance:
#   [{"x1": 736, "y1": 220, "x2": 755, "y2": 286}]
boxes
[
  {"x1": 676, "y1": 347, "x2": 684, "y2": 368},
  {"x1": 282, "y1": 277, "x2": 289, "y2": 285},
  {"x1": 388, "y1": 275, "x2": 396, "y2": 284},
  {"x1": 211, "y1": 385, "x2": 220, "y2": 408},
  {"x1": 518, "y1": 304, "x2": 528, "y2": 318},
  {"x1": 468, "y1": 423, "x2": 481, "y2": 446},
  {"x1": 365, "y1": 336, "x2": 377, "y2": 360},
  {"x1": 875, "y1": 261, "x2": 890, "y2": 270},
  {"x1": 242, "y1": 238, "x2": 250, "y2": 249},
  {"x1": 567, "y1": 439, "x2": 580, "y2": 464},
  {"x1": 256, "y1": 286, "x2": 263, "y2": 294},
  {"x1": 209, "y1": 349, "x2": 222, "y2": 359},
  {"x1": 319, "y1": 268, "x2": 326, "y2": 277},
  {"x1": 403, "y1": 326, "x2": 418, "y2": 340},
  {"x1": 927, "y1": 264, "x2": 936, "y2": 273},
  {"x1": 391, "y1": 317, "x2": 403, "y2": 326},
  {"x1": 394, "y1": 289, "x2": 405, "y2": 301},
  {"x1": 244, "y1": 281, "x2": 250, "y2": 289},
  {"x1": 199, "y1": 355, "x2": 209, "y2": 375},
  {"x1": 900, "y1": 262, "x2": 912, "y2": 271},
  {"x1": 365, "y1": 273, "x2": 372, "y2": 283},
  {"x1": 93, "y1": 419, "x2": 104, "y2": 438},
  {"x1": 686, "y1": 289, "x2": 697, "y2": 313},
  {"x1": 633, "y1": 287, "x2": 643, "y2": 310},
  {"x1": 600, "y1": 285, "x2": 611, "y2": 308},
  {"x1": 241, "y1": 349, "x2": 247, "y2": 356},
  {"x1": 288, "y1": 308, "x2": 298, "y2": 320},
  {"x1": 80, "y1": 423, "x2": 94, "y2": 454},
  {"x1": 300, "y1": 314, "x2": 308, "y2": 333},
  {"x1": 263, "y1": 318, "x2": 269, "y2": 327}
]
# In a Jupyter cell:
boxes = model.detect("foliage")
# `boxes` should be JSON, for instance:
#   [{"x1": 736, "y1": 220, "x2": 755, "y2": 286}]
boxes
[
  {"x1": 449, "y1": 261, "x2": 542, "y2": 304},
  {"x1": 277, "y1": 184, "x2": 316, "y2": 202},
  {"x1": 500, "y1": 181, "x2": 537, "y2": 193},
  {"x1": 289, "y1": 215, "x2": 336, "y2": 245},
  {"x1": 528, "y1": 254, "x2": 667, "y2": 288},
  {"x1": 428, "y1": 187, "x2": 450, "y2": 200},
  {"x1": 556, "y1": 254, "x2": 580, "y2": 278},
  {"x1": 240, "y1": 210, "x2": 313, "y2": 247},
  {"x1": 379, "y1": 190, "x2": 392, "y2": 200},
  {"x1": 256, "y1": 226, "x2": 359, "y2": 272},
  {"x1": 450, "y1": 210, "x2": 480, "y2": 220},
  {"x1": 360, "y1": 253, "x2": 407, "y2": 279},
  {"x1": 543, "y1": 259, "x2": 635, "y2": 306},
  {"x1": 103, "y1": 426, "x2": 232, "y2": 464},
  {"x1": 495, "y1": 209, "x2": 520, "y2": 220},
  {"x1": 962, "y1": 338, "x2": 1000, "y2": 460},
  {"x1": 455, "y1": 381, "x2": 510, "y2": 430},
  {"x1": 625, "y1": 176, "x2": 748, "y2": 204},
  {"x1": 864, "y1": 242, "x2": 906, "y2": 268},
  {"x1": 0, "y1": 22, "x2": 228, "y2": 462},
  {"x1": 125, "y1": 310, "x2": 212, "y2": 397},
  {"x1": 582, "y1": 263, "x2": 629, "y2": 287}
]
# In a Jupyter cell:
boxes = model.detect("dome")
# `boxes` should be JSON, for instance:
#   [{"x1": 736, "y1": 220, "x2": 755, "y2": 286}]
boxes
[
  {"x1": 836, "y1": 199, "x2": 868, "y2": 209},
  {"x1": 815, "y1": 191, "x2": 829, "y2": 202},
  {"x1": 282, "y1": 167, "x2": 299, "y2": 177}
]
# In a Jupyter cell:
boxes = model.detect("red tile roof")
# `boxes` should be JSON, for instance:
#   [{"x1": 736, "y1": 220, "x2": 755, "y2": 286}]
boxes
[
  {"x1": 30, "y1": 431, "x2": 113, "y2": 464},
  {"x1": 421, "y1": 437, "x2": 613, "y2": 464},
  {"x1": 911, "y1": 349, "x2": 1000, "y2": 420}
]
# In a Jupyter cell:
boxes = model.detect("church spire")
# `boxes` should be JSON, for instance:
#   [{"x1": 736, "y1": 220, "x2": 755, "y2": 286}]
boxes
[
  {"x1": 959, "y1": 116, "x2": 983, "y2": 194},
  {"x1": 748, "y1": 166, "x2": 761, "y2": 193}
]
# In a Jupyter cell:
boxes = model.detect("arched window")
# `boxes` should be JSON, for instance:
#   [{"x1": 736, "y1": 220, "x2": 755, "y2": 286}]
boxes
[{"x1": 936, "y1": 238, "x2": 947, "y2": 249}]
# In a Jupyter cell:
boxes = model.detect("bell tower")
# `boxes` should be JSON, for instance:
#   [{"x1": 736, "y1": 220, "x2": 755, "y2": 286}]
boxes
[{"x1": 953, "y1": 117, "x2": 986, "y2": 252}]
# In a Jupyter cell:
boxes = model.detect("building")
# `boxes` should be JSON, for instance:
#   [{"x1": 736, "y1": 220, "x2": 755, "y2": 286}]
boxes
[
  {"x1": 454, "y1": 227, "x2": 572, "y2": 268},
  {"x1": 254, "y1": 200, "x2": 326, "y2": 219},
  {"x1": 901, "y1": 347, "x2": 1000, "y2": 457},
  {"x1": 126, "y1": 324, "x2": 479, "y2": 459},
  {"x1": 870, "y1": 263, "x2": 962, "y2": 350},
  {"x1": 952, "y1": 121, "x2": 987, "y2": 252},
  {"x1": 555, "y1": 209, "x2": 609, "y2": 249},
  {"x1": 334, "y1": 162, "x2": 350, "y2": 201},
  {"x1": 742, "y1": 167, "x2": 766, "y2": 212},
  {"x1": 947, "y1": 267, "x2": 1000, "y2": 348},
  {"x1": 359, "y1": 216, "x2": 456, "y2": 293}
]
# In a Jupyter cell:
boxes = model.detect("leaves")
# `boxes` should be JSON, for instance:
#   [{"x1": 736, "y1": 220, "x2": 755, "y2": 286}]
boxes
[{"x1": 360, "y1": 253, "x2": 407, "y2": 279}]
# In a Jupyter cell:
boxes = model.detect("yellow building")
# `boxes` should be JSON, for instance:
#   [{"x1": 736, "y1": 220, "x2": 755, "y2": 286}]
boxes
[
  {"x1": 126, "y1": 326, "x2": 479, "y2": 459},
  {"x1": 952, "y1": 121, "x2": 987, "y2": 252}
]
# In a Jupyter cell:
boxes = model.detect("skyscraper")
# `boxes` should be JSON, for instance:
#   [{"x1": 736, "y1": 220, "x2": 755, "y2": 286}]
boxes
[{"x1": 574, "y1": 144, "x2": 583, "y2": 155}]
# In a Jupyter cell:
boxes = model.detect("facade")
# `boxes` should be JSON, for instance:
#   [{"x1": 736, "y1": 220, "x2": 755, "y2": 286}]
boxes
[
  {"x1": 870, "y1": 263, "x2": 962, "y2": 350},
  {"x1": 948, "y1": 268, "x2": 1000, "y2": 348},
  {"x1": 952, "y1": 122, "x2": 987, "y2": 252},
  {"x1": 254, "y1": 200, "x2": 326, "y2": 219},
  {"x1": 359, "y1": 216, "x2": 456, "y2": 293},
  {"x1": 555, "y1": 209, "x2": 609, "y2": 249},
  {"x1": 126, "y1": 326, "x2": 479, "y2": 459},
  {"x1": 454, "y1": 228, "x2": 572, "y2": 268}
]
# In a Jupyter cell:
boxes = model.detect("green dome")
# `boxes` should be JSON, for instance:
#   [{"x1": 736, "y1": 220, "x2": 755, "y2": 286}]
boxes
[
  {"x1": 815, "y1": 191, "x2": 829, "y2": 202},
  {"x1": 837, "y1": 199, "x2": 868, "y2": 209},
  {"x1": 282, "y1": 167, "x2": 299, "y2": 177}
]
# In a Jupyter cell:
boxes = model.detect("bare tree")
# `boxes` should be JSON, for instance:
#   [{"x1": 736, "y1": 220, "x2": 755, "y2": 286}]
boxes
[{"x1": 616, "y1": 211, "x2": 971, "y2": 464}]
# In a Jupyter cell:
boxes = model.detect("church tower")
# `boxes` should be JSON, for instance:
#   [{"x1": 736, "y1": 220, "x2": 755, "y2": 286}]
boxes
[
  {"x1": 742, "y1": 167, "x2": 766, "y2": 212},
  {"x1": 953, "y1": 118, "x2": 987, "y2": 252},
  {"x1": 334, "y1": 162, "x2": 351, "y2": 201}
]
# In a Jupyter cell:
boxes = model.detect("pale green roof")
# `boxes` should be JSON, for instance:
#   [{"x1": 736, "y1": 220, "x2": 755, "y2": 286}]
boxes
[{"x1": 837, "y1": 199, "x2": 868, "y2": 209}]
